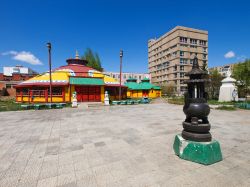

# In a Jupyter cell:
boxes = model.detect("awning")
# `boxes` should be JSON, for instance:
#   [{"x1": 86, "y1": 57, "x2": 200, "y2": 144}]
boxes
[{"x1": 70, "y1": 77, "x2": 104, "y2": 85}]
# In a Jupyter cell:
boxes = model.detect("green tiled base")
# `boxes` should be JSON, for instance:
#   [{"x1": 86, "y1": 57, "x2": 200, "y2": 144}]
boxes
[{"x1": 173, "y1": 134, "x2": 222, "y2": 165}]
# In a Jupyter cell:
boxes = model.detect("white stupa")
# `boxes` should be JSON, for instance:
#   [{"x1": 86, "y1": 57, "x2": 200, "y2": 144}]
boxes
[{"x1": 219, "y1": 70, "x2": 238, "y2": 102}]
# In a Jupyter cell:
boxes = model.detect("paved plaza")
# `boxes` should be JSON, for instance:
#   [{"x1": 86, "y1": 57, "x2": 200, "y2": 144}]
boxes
[{"x1": 0, "y1": 101, "x2": 250, "y2": 187}]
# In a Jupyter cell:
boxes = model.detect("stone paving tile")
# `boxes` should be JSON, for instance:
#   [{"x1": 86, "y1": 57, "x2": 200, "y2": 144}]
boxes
[
  {"x1": 58, "y1": 164, "x2": 75, "y2": 175},
  {"x1": 0, "y1": 176, "x2": 19, "y2": 187},
  {"x1": 0, "y1": 102, "x2": 249, "y2": 186},
  {"x1": 17, "y1": 181, "x2": 37, "y2": 187},
  {"x1": 39, "y1": 162, "x2": 58, "y2": 180},
  {"x1": 37, "y1": 176, "x2": 57, "y2": 187},
  {"x1": 57, "y1": 173, "x2": 76, "y2": 186},
  {"x1": 75, "y1": 169, "x2": 97, "y2": 186}
]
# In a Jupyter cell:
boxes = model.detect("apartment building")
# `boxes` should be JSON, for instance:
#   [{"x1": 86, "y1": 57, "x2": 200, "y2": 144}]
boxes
[
  {"x1": 104, "y1": 72, "x2": 151, "y2": 85},
  {"x1": 209, "y1": 63, "x2": 237, "y2": 77},
  {"x1": 148, "y1": 26, "x2": 208, "y2": 94}
]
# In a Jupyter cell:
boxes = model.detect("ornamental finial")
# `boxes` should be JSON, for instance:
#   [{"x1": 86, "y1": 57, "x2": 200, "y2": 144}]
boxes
[{"x1": 75, "y1": 50, "x2": 79, "y2": 59}]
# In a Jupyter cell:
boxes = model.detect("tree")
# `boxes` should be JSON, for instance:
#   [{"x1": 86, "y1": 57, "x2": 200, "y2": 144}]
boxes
[
  {"x1": 232, "y1": 59, "x2": 250, "y2": 97},
  {"x1": 161, "y1": 82, "x2": 175, "y2": 96},
  {"x1": 81, "y1": 48, "x2": 103, "y2": 71},
  {"x1": 208, "y1": 69, "x2": 223, "y2": 99},
  {"x1": 1, "y1": 88, "x2": 9, "y2": 96}
]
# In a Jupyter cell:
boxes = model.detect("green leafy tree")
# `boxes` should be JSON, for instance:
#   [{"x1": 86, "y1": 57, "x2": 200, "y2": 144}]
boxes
[
  {"x1": 232, "y1": 59, "x2": 250, "y2": 97},
  {"x1": 81, "y1": 48, "x2": 103, "y2": 71},
  {"x1": 161, "y1": 82, "x2": 175, "y2": 96},
  {"x1": 208, "y1": 69, "x2": 223, "y2": 99}
]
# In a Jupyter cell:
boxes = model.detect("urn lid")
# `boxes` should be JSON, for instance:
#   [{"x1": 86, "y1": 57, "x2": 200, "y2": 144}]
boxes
[{"x1": 185, "y1": 56, "x2": 207, "y2": 76}]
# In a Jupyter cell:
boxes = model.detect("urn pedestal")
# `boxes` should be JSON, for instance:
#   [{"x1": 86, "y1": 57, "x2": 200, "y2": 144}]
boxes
[{"x1": 173, "y1": 135, "x2": 222, "y2": 165}]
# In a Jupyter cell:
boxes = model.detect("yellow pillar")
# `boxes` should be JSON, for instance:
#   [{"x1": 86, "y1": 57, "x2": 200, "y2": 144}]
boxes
[{"x1": 101, "y1": 86, "x2": 105, "y2": 102}]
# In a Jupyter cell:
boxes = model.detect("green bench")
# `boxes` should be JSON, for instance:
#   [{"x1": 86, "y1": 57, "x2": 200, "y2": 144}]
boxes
[
  {"x1": 21, "y1": 104, "x2": 30, "y2": 110},
  {"x1": 56, "y1": 103, "x2": 63, "y2": 109},
  {"x1": 127, "y1": 100, "x2": 134, "y2": 105},
  {"x1": 120, "y1": 100, "x2": 127, "y2": 105},
  {"x1": 112, "y1": 101, "x2": 121, "y2": 105},
  {"x1": 21, "y1": 104, "x2": 35, "y2": 110},
  {"x1": 133, "y1": 100, "x2": 141, "y2": 104},
  {"x1": 34, "y1": 104, "x2": 46, "y2": 110},
  {"x1": 45, "y1": 103, "x2": 56, "y2": 109}
]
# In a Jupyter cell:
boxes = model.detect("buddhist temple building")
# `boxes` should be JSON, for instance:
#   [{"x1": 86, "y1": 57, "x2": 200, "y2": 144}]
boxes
[
  {"x1": 15, "y1": 52, "x2": 127, "y2": 103},
  {"x1": 125, "y1": 78, "x2": 161, "y2": 98}
]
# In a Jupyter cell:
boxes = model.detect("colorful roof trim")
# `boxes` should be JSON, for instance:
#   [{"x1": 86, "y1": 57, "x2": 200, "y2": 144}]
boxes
[
  {"x1": 17, "y1": 60, "x2": 124, "y2": 87},
  {"x1": 70, "y1": 77, "x2": 104, "y2": 85}
]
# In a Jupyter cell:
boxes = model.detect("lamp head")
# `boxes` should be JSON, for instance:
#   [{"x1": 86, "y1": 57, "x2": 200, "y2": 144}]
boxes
[
  {"x1": 120, "y1": 49, "x2": 123, "y2": 57},
  {"x1": 47, "y1": 42, "x2": 51, "y2": 50}
]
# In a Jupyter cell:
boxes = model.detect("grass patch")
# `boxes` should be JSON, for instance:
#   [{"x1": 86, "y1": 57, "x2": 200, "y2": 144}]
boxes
[
  {"x1": 0, "y1": 99, "x2": 22, "y2": 112},
  {"x1": 167, "y1": 97, "x2": 184, "y2": 105},
  {"x1": 208, "y1": 100, "x2": 236, "y2": 105},
  {"x1": 208, "y1": 99, "x2": 250, "y2": 105},
  {"x1": 216, "y1": 105, "x2": 236, "y2": 111},
  {"x1": 0, "y1": 97, "x2": 71, "y2": 112}
]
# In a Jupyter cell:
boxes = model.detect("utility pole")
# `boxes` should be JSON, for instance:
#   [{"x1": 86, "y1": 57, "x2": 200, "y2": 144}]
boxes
[
  {"x1": 47, "y1": 42, "x2": 52, "y2": 103},
  {"x1": 119, "y1": 49, "x2": 123, "y2": 100}
]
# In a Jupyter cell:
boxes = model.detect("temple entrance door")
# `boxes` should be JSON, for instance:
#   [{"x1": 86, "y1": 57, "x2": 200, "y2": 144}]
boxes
[
  {"x1": 81, "y1": 87, "x2": 89, "y2": 102},
  {"x1": 94, "y1": 87, "x2": 101, "y2": 101},
  {"x1": 75, "y1": 86, "x2": 101, "y2": 102},
  {"x1": 75, "y1": 87, "x2": 82, "y2": 102}
]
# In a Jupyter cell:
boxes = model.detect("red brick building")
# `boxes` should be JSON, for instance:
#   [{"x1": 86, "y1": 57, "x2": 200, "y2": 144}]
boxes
[{"x1": 0, "y1": 66, "x2": 38, "y2": 97}]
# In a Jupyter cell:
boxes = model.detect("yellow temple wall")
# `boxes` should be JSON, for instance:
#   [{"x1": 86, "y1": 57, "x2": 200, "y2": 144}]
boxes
[{"x1": 126, "y1": 89, "x2": 161, "y2": 99}]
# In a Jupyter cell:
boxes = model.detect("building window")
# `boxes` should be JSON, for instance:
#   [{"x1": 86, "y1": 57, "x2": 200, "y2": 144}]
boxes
[
  {"x1": 180, "y1": 66, "x2": 184, "y2": 71},
  {"x1": 6, "y1": 84, "x2": 12, "y2": 89},
  {"x1": 190, "y1": 45, "x2": 197, "y2": 48},
  {"x1": 180, "y1": 37, "x2": 187, "y2": 43},
  {"x1": 123, "y1": 75, "x2": 126, "y2": 79},
  {"x1": 203, "y1": 47, "x2": 207, "y2": 52},
  {"x1": 47, "y1": 87, "x2": 62, "y2": 96},
  {"x1": 180, "y1": 44, "x2": 188, "y2": 47},
  {"x1": 180, "y1": 58, "x2": 188, "y2": 64},
  {"x1": 157, "y1": 64, "x2": 162, "y2": 69},
  {"x1": 180, "y1": 51, "x2": 184, "y2": 57},
  {"x1": 190, "y1": 39, "x2": 197, "y2": 45},
  {"x1": 21, "y1": 88, "x2": 28, "y2": 95},
  {"x1": 172, "y1": 52, "x2": 177, "y2": 57},
  {"x1": 199, "y1": 40, "x2": 207, "y2": 46},
  {"x1": 174, "y1": 65, "x2": 177, "y2": 71},
  {"x1": 174, "y1": 73, "x2": 177, "y2": 78},
  {"x1": 203, "y1": 54, "x2": 207, "y2": 59},
  {"x1": 190, "y1": 59, "x2": 194, "y2": 64},
  {"x1": 180, "y1": 73, "x2": 185, "y2": 78}
]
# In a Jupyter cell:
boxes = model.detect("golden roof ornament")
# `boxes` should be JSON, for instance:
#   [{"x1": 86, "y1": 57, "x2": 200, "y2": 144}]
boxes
[{"x1": 75, "y1": 50, "x2": 79, "y2": 59}]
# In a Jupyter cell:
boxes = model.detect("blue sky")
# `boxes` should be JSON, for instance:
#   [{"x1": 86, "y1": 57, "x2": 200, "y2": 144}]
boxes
[{"x1": 0, "y1": 0, "x2": 249, "y2": 73}]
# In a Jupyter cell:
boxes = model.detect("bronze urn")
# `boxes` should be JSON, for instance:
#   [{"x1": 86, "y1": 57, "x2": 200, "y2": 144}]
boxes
[{"x1": 182, "y1": 56, "x2": 211, "y2": 142}]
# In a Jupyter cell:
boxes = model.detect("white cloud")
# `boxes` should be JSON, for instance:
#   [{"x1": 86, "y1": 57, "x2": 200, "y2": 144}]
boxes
[
  {"x1": 2, "y1": 50, "x2": 43, "y2": 65},
  {"x1": 224, "y1": 51, "x2": 235, "y2": 58}
]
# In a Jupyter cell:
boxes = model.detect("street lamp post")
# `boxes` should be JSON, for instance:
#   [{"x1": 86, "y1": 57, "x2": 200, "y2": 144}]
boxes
[
  {"x1": 119, "y1": 49, "x2": 123, "y2": 101},
  {"x1": 47, "y1": 42, "x2": 52, "y2": 104}
]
